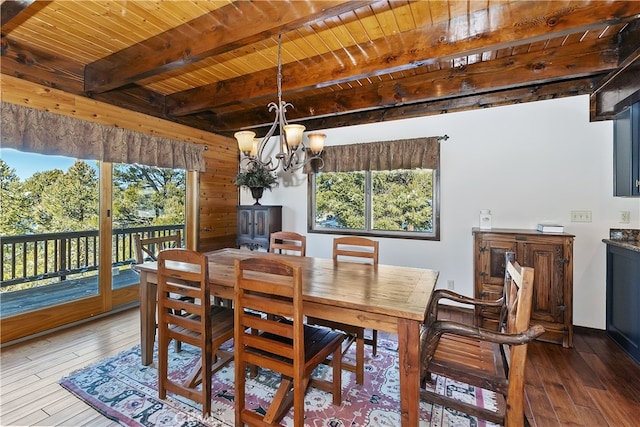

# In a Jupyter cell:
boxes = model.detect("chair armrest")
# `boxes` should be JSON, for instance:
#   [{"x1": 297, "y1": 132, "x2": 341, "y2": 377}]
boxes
[
  {"x1": 420, "y1": 319, "x2": 545, "y2": 371},
  {"x1": 425, "y1": 289, "x2": 503, "y2": 326}
]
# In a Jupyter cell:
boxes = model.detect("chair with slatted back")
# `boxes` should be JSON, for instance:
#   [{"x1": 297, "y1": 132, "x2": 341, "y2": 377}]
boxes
[
  {"x1": 269, "y1": 231, "x2": 306, "y2": 256},
  {"x1": 234, "y1": 257, "x2": 346, "y2": 426},
  {"x1": 134, "y1": 232, "x2": 194, "y2": 351},
  {"x1": 332, "y1": 236, "x2": 379, "y2": 265},
  {"x1": 133, "y1": 232, "x2": 181, "y2": 265},
  {"x1": 419, "y1": 254, "x2": 545, "y2": 426},
  {"x1": 157, "y1": 248, "x2": 234, "y2": 416},
  {"x1": 306, "y1": 236, "x2": 379, "y2": 385}
]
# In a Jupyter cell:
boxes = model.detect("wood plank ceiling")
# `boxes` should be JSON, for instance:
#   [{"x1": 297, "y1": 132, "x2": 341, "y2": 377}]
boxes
[{"x1": 2, "y1": 1, "x2": 640, "y2": 139}]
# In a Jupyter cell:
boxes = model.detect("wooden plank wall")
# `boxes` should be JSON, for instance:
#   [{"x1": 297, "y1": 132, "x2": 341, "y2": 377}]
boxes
[{"x1": 0, "y1": 75, "x2": 239, "y2": 251}]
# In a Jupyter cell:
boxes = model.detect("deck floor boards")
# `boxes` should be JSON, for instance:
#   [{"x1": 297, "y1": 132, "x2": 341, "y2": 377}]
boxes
[{"x1": 1, "y1": 269, "x2": 139, "y2": 318}]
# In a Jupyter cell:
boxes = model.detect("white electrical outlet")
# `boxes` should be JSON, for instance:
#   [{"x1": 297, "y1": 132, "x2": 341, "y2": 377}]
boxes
[
  {"x1": 570, "y1": 210, "x2": 592, "y2": 222},
  {"x1": 447, "y1": 280, "x2": 454, "y2": 290},
  {"x1": 620, "y1": 211, "x2": 631, "y2": 224}
]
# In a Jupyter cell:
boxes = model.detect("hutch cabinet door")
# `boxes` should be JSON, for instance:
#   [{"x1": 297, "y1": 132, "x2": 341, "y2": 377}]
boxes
[
  {"x1": 252, "y1": 207, "x2": 271, "y2": 241},
  {"x1": 237, "y1": 208, "x2": 253, "y2": 241},
  {"x1": 519, "y1": 241, "x2": 567, "y2": 325},
  {"x1": 474, "y1": 233, "x2": 517, "y2": 329}
]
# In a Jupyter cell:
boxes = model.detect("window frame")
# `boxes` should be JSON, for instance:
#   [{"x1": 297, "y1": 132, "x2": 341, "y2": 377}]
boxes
[{"x1": 307, "y1": 168, "x2": 440, "y2": 241}]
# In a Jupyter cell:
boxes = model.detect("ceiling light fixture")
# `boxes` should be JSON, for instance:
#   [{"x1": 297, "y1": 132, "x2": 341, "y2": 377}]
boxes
[{"x1": 234, "y1": 34, "x2": 325, "y2": 173}]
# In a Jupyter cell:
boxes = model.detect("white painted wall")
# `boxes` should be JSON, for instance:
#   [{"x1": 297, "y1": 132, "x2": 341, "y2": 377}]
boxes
[{"x1": 239, "y1": 95, "x2": 640, "y2": 330}]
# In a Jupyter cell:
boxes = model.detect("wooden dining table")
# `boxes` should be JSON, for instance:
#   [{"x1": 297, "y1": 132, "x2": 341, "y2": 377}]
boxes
[{"x1": 135, "y1": 248, "x2": 438, "y2": 426}]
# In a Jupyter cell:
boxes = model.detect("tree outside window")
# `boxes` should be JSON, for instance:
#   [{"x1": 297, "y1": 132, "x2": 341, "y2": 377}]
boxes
[{"x1": 112, "y1": 164, "x2": 185, "y2": 228}]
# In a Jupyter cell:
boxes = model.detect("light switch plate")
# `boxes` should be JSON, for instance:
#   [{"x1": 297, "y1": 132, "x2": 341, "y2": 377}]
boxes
[{"x1": 570, "y1": 210, "x2": 592, "y2": 222}]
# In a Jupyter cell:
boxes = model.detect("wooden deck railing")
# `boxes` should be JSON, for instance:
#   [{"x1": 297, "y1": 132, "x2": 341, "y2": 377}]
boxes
[{"x1": 1, "y1": 225, "x2": 184, "y2": 289}]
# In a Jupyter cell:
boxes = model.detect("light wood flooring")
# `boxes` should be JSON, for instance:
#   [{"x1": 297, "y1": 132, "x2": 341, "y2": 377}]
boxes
[{"x1": 1, "y1": 307, "x2": 639, "y2": 426}]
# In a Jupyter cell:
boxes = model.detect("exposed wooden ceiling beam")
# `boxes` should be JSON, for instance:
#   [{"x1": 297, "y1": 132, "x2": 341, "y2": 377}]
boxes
[
  {"x1": 90, "y1": 86, "x2": 216, "y2": 132},
  {"x1": 84, "y1": 0, "x2": 377, "y2": 94},
  {"x1": 92, "y1": 86, "x2": 166, "y2": 117},
  {"x1": 0, "y1": 35, "x2": 84, "y2": 93},
  {"x1": 0, "y1": 0, "x2": 47, "y2": 36},
  {"x1": 1, "y1": 0, "x2": 33, "y2": 25},
  {"x1": 297, "y1": 77, "x2": 601, "y2": 135},
  {"x1": 208, "y1": 77, "x2": 599, "y2": 137},
  {"x1": 0, "y1": 36, "x2": 181, "y2": 126},
  {"x1": 591, "y1": 19, "x2": 640, "y2": 119},
  {"x1": 209, "y1": 35, "x2": 617, "y2": 133},
  {"x1": 166, "y1": 0, "x2": 640, "y2": 117}
]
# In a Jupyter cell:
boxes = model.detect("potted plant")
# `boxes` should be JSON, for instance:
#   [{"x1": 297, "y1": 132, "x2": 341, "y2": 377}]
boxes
[{"x1": 233, "y1": 163, "x2": 278, "y2": 205}]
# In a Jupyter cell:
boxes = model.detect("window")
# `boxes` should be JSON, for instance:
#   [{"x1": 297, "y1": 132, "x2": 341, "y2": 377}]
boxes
[{"x1": 307, "y1": 135, "x2": 442, "y2": 240}]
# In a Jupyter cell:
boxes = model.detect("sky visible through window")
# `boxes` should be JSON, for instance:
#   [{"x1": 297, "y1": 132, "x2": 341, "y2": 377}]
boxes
[{"x1": 1, "y1": 148, "x2": 84, "y2": 180}]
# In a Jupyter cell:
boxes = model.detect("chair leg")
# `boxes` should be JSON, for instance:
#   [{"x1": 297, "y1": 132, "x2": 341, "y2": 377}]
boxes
[
  {"x1": 332, "y1": 344, "x2": 342, "y2": 405},
  {"x1": 293, "y1": 376, "x2": 305, "y2": 427},
  {"x1": 158, "y1": 326, "x2": 169, "y2": 399},
  {"x1": 235, "y1": 360, "x2": 246, "y2": 425},
  {"x1": 355, "y1": 330, "x2": 365, "y2": 385},
  {"x1": 370, "y1": 329, "x2": 378, "y2": 356},
  {"x1": 201, "y1": 342, "x2": 212, "y2": 416}
]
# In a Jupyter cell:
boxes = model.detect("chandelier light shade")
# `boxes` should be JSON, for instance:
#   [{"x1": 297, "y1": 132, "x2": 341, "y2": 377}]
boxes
[
  {"x1": 307, "y1": 133, "x2": 326, "y2": 154},
  {"x1": 235, "y1": 131, "x2": 255, "y2": 155},
  {"x1": 283, "y1": 124, "x2": 305, "y2": 150},
  {"x1": 234, "y1": 34, "x2": 325, "y2": 173}
]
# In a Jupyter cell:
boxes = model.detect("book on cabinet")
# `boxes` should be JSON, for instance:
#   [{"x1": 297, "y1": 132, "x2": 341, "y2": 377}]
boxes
[{"x1": 536, "y1": 224, "x2": 564, "y2": 233}]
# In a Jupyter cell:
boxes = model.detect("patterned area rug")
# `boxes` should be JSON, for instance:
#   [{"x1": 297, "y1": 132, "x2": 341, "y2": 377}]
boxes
[{"x1": 59, "y1": 338, "x2": 499, "y2": 426}]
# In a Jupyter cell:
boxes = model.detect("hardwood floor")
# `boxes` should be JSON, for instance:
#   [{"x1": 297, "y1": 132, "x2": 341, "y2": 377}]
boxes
[
  {"x1": 1, "y1": 307, "x2": 639, "y2": 426},
  {"x1": 0, "y1": 309, "x2": 139, "y2": 427}
]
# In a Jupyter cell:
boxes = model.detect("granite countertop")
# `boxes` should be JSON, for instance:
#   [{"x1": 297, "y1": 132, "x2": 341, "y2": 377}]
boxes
[{"x1": 603, "y1": 228, "x2": 640, "y2": 253}]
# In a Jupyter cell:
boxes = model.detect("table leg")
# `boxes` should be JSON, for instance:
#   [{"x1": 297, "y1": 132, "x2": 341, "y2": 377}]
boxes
[
  {"x1": 139, "y1": 271, "x2": 157, "y2": 366},
  {"x1": 397, "y1": 317, "x2": 420, "y2": 427}
]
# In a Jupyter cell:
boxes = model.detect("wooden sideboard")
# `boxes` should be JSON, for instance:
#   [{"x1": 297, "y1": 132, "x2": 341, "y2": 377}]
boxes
[{"x1": 473, "y1": 228, "x2": 574, "y2": 348}]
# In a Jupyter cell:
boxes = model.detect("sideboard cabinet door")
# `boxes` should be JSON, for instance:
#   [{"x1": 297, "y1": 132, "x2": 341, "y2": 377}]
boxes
[{"x1": 473, "y1": 228, "x2": 574, "y2": 348}]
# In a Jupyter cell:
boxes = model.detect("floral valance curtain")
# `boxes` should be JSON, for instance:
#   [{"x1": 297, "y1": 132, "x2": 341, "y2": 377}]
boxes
[
  {"x1": 1, "y1": 102, "x2": 205, "y2": 172},
  {"x1": 306, "y1": 136, "x2": 440, "y2": 173}
]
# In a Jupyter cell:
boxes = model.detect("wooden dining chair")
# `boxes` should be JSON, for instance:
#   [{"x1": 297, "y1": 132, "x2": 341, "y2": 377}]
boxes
[
  {"x1": 133, "y1": 231, "x2": 181, "y2": 264},
  {"x1": 306, "y1": 236, "x2": 379, "y2": 385},
  {"x1": 332, "y1": 236, "x2": 379, "y2": 265},
  {"x1": 419, "y1": 255, "x2": 545, "y2": 426},
  {"x1": 269, "y1": 231, "x2": 306, "y2": 256},
  {"x1": 234, "y1": 257, "x2": 346, "y2": 426},
  {"x1": 134, "y1": 231, "x2": 195, "y2": 351},
  {"x1": 157, "y1": 248, "x2": 234, "y2": 416}
]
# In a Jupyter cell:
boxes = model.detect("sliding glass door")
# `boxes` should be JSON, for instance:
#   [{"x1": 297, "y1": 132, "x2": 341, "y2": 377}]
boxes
[
  {"x1": 0, "y1": 150, "x2": 186, "y2": 343},
  {"x1": 110, "y1": 163, "x2": 186, "y2": 307}
]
